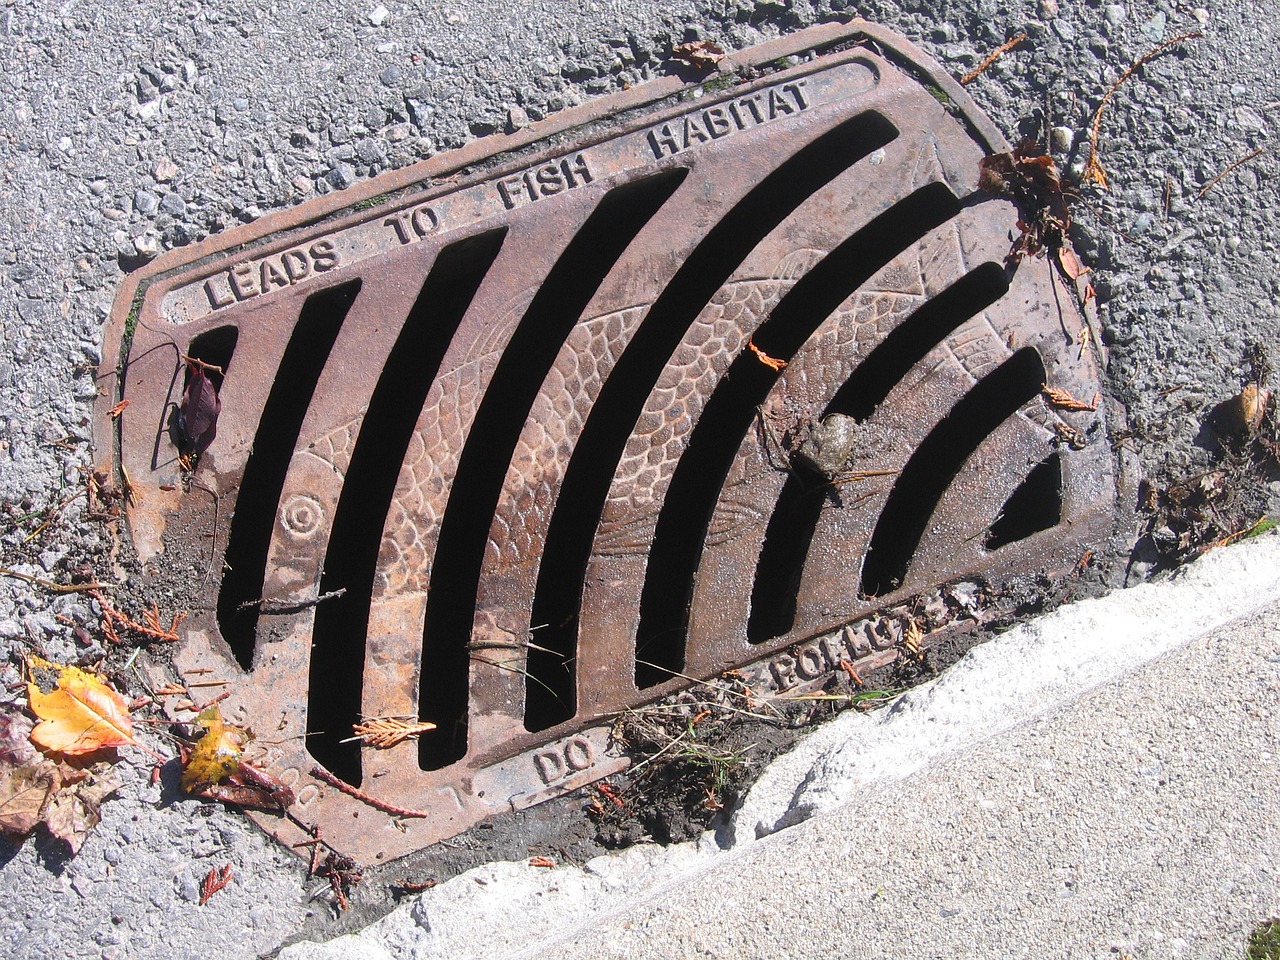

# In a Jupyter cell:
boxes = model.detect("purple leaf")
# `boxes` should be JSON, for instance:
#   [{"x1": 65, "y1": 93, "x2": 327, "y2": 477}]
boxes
[{"x1": 178, "y1": 363, "x2": 221, "y2": 454}]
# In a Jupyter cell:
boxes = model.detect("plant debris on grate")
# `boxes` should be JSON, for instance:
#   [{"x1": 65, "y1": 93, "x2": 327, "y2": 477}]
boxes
[{"x1": 94, "y1": 20, "x2": 1115, "y2": 863}]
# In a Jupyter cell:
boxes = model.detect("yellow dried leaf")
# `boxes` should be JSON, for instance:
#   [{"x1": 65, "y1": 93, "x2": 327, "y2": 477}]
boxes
[
  {"x1": 180, "y1": 704, "x2": 250, "y2": 791},
  {"x1": 26, "y1": 656, "x2": 137, "y2": 757}
]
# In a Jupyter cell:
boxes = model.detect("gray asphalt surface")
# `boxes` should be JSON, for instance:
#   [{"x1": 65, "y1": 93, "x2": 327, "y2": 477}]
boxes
[{"x1": 1, "y1": 0, "x2": 1277, "y2": 957}]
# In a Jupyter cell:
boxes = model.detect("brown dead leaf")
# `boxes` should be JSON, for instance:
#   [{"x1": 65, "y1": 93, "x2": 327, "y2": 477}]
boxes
[
  {"x1": 671, "y1": 40, "x2": 725, "y2": 71},
  {"x1": 1042, "y1": 384, "x2": 1098, "y2": 411},
  {"x1": 42, "y1": 763, "x2": 117, "y2": 854},
  {"x1": 1057, "y1": 245, "x2": 1090, "y2": 281},
  {"x1": 341, "y1": 716, "x2": 437, "y2": 750},
  {"x1": 979, "y1": 143, "x2": 1074, "y2": 267},
  {"x1": 194, "y1": 762, "x2": 295, "y2": 812},
  {"x1": 1232, "y1": 382, "x2": 1271, "y2": 434},
  {"x1": 106, "y1": 399, "x2": 130, "y2": 419},
  {"x1": 0, "y1": 759, "x2": 59, "y2": 839},
  {"x1": 0, "y1": 706, "x2": 36, "y2": 765},
  {"x1": 26, "y1": 656, "x2": 138, "y2": 758}
]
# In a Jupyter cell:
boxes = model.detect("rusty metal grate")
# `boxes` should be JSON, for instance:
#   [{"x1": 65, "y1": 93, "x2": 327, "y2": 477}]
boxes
[{"x1": 95, "y1": 20, "x2": 1114, "y2": 863}]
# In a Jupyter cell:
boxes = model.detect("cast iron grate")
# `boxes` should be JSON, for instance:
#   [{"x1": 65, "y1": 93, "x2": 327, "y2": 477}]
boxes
[{"x1": 95, "y1": 21, "x2": 1114, "y2": 863}]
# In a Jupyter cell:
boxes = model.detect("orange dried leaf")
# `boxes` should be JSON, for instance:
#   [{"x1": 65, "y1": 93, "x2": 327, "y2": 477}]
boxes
[
  {"x1": 107, "y1": 399, "x2": 130, "y2": 419},
  {"x1": 26, "y1": 656, "x2": 137, "y2": 757},
  {"x1": 1042, "y1": 384, "x2": 1098, "y2": 411},
  {"x1": 180, "y1": 704, "x2": 249, "y2": 792},
  {"x1": 528, "y1": 856, "x2": 557, "y2": 868},
  {"x1": 748, "y1": 340, "x2": 788, "y2": 371}
]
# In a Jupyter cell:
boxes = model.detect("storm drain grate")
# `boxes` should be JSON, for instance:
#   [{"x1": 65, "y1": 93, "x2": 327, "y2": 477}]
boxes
[{"x1": 95, "y1": 21, "x2": 1114, "y2": 863}]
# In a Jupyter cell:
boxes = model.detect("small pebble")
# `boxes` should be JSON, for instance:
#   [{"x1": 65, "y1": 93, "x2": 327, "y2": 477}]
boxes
[
  {"x1": 177, "y1": 872, "x2": 201, "y2": 903},
  {"x1": 1050, "y1": 125, "x2": 1074, "y2": 152},
  {"x1": 326, "y1": 163, "x2": 356, "y2": 190},
  {"x1": 159, "y1": 192, "x2": 186, "y2": 216},
  {"x1": 369, "y1": 4, "x2": 390, "y2": 26},
  {"x1": 132, "y1": 230, "x2": 163, "y2": 259},
  {"x1": 380, "y1": 64, "x2": 402, "y2": 86},
  {"x1": 1104, "y1": 4, "x2": 1126, "y2": 24},
  {"x1": 153, "y1": 157, "x2": 178, "y2": 182},
  {"x1": 505, "y1": 106, "x2": 530, "y2": 132},
  {"x1": 1139, "y1": 11, "x2": 1166, "y2": 41},
  {"x1": 132, "y1": 190, "x2": 159, "y2": 216}
]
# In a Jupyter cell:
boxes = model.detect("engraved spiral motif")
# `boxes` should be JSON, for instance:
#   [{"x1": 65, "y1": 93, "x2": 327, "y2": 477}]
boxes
[{"x1": 281, "y1": 495, "x2": 324, "y2": 538}]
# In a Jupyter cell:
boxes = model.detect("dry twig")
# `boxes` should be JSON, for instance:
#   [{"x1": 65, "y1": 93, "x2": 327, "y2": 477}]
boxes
[
  {"x1": 1085, "y1": 32, "x2": 1203, "y2": 187},
  {"x1": 1196, "y1": 147, "x2": 1265, "y2": 199},
  {"x1": 0, "y1": 567, "x2": 107, "y2": 593},
  {"x1": 748, "y1": 340, "x2": 787, "y2": 371},
  {"x1": 960, "y1": 32, "x2": 1028, "y2": 84},
  {"x1": 90, "y1": 590, "x2": 187, "y2": 643},
  {"x1": 199, "y1": 865, "x2": 234, "y2": 905},
  {"x1": 310, "y1": 765, "x2": 430, "y2": 818}
]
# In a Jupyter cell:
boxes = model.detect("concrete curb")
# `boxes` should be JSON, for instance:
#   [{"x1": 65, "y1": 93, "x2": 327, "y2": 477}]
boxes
[{"x1": 278, "y1": 533, "x2": 1280, "y2": 959}]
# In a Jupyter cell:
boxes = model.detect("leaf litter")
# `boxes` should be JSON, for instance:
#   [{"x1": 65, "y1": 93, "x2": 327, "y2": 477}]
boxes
[{"x1": 0, "y1": 658, "x2": 145, "y2": 853}]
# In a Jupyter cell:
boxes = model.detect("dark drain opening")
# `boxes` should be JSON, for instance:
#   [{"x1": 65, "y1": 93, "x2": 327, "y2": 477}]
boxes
[
  {"x1": 747, "y1": 262, "x2": 1009, "y2": 643},
  {"x1": 635, "y1": 183, "x2": 960, "y2": 685},
  {"x1": 216, "y1": 282, "x2": 359, "y2": 671},
  {"x1": 860, "y1": 346, "x2": 1046, "y2": 597},
  {"x1": 184, "y1": 325, "x2": 239, "y2": 394},
  {"x1": 307, "y1": 231, "x2": 507, "y2": 786},
  {"x1": 985, "y1": 452, "x2": 1062, "y2": 549},
  {"x1": 401, "y1": 173, "x2": 685, "y2": 754},
  {"x1": 532, "y1": 110, "x2": 899, "y2": 699}
]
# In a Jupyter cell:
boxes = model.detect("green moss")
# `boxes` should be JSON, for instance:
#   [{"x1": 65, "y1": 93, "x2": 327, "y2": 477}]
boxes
[
  {"x1": 926, "y1": 82, "x2": 954, "y2": 107},
  {"x1": 117, "y1": 290, "x2": 146, "y2": 379},
  {"x1": 1246, "y1": 918, "x2": 1280, "y2": 960},
  {"x1": 1243, "y1": 516, "x2": 1278, "y2": 539},
  {"x1": 352, "y1": 192, "x2": 390, "y2": 212},
  {"x1": 701, "y1": 72, "x2": 739, "y2": 95}
]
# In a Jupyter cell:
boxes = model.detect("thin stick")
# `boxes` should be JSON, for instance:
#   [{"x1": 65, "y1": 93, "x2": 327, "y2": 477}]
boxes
[
  {"x1": 238, "y1": 588, "x2": 346, "y2": 614},
  {"x1": 1196, "y1": 147, "x2": 1265, "y2": 199},
  {"x1": 310, "y1": 765, "x2": 430, "y2": 818},
  {"x1": 633, "y1": 658, "x2": 780, "y2": 716},
  {"x1": 1085, "y1": 32, "x2": 1202, "y2": 187},
  {"x1": 960, "y1": 32, "x2": 1027, "y2": 84},
  {"x1": 21, "y1": 488, "x2": 86, "y2": 543},
  {"x1": 624, "y1": 725, "x2": 694, "y2": 778},
  {"x1": 0, "y1": 567, "x2": 107, "y2": 593}
]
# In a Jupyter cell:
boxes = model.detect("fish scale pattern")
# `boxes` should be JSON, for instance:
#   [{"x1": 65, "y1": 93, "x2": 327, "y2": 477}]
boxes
[{"x1": 484, "y1": 305, "x2": 648, "y2": 570}]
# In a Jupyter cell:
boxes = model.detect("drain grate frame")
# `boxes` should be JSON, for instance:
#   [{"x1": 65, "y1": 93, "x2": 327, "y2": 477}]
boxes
[{"x1": 94, "y1": 20, "x2": 1115, "y2": 863}]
